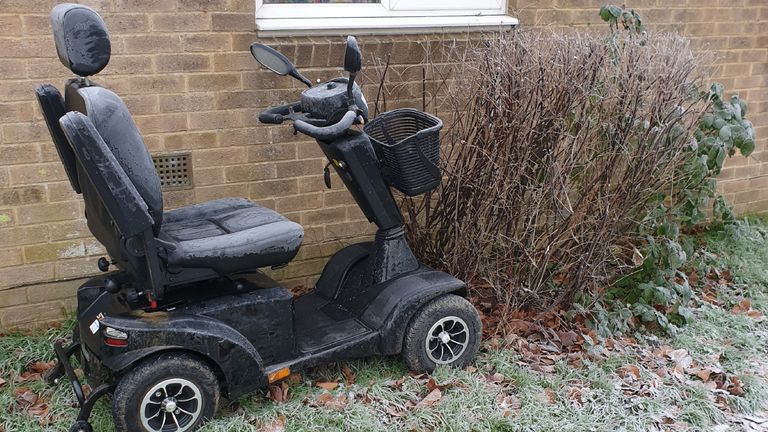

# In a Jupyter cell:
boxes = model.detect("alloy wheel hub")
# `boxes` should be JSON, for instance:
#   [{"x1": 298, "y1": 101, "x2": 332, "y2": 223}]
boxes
[{"x1": 425, "y1": 316, "x2": 469, "y2": 365}]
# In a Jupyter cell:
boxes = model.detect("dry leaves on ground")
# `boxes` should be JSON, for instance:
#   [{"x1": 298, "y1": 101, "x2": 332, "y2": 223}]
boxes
[
  {"x1": 307, "y1": 392, "x2": 348, "y2": 412},
  {"x1": 259, "y1": 416, "x2": 286, "y2": 432},
  {"x1": 477, "y1": 303, "x2": 590, "y2": 373},
  {"x1": 341, "y1": 364, "x2": 356, "y2": 385},
  {"x1": 267, "y1": 382, "x2": 290, "y2": 402},
  {"x1": 731, "y1": 298, "x2": 766, "y2": 321},
  {"x1": 315, "y1": 381, "x2": 339, "y2": 391}
]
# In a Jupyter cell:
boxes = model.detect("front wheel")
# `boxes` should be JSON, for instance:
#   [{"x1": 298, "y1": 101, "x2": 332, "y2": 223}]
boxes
[
  {"x1": 112, "y1": 353, "x2": 220, "y2": 432},
  {"x1": 402, "y1": 294, "x2": 482, "y2": 373}
]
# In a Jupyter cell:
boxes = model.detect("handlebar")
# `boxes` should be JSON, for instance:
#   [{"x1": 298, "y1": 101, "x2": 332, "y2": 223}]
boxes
[
  {"x1": 258, "y1": 102, "x2": 295, "y2": 124},
  {"x1": 293, "y1": 110, "x2": 357, "y2": 141}
]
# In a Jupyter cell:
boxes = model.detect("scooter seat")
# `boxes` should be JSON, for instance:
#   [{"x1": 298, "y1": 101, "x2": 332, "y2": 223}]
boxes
[{"x1": 160, "y1": 198, "x2": 303, "y2": 274}]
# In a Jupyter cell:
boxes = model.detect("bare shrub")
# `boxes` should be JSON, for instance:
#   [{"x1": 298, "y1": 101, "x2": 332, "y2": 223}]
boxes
[{"x1": 402, "y1": 30, "x2": 710, "y2": 313}]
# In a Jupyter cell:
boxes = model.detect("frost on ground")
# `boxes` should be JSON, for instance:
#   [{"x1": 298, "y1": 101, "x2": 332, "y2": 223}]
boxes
[{"x1": 1, "y1": 219, "x2": 767, "y2": 432}]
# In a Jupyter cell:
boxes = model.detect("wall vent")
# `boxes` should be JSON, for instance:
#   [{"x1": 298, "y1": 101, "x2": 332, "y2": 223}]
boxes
[{"x1": 152, "y1": 153, "x2": 193, "y2": 190}]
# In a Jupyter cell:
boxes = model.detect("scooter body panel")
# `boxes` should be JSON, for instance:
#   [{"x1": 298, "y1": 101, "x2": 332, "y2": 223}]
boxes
[{"x1": 73, "y1": 242, "x2": 465, "y2": 399}]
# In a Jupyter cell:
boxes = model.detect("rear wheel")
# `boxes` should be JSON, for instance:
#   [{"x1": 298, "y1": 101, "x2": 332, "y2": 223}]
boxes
[
  {"x1": 402, "y1": 294, "x2": 482, "y2": 373},
  {"x1": 112, "y1": 353, "x2": 220, "y2": 432}
]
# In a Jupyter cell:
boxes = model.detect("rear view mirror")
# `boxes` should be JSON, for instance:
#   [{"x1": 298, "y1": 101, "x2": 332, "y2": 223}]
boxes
[
  {"x1": 250, "y1": 43, "x2": 312, "y2": 87},
  {"x1": 250, "y1": 43, "x2": 293, "y2": 75},
  {"x1": 344, "y1": 36, "x2": 362, "y2": 74}
]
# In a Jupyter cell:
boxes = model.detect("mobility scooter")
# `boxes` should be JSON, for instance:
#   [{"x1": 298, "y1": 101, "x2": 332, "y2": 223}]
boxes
[{"x1": 37, "y1": 4, "x2": 481, "y2": 432}]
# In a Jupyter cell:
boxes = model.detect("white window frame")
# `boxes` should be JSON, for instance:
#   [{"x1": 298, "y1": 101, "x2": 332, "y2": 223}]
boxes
[{"x1": 256, "y1": 0, "x2": 518, "y2": 36}]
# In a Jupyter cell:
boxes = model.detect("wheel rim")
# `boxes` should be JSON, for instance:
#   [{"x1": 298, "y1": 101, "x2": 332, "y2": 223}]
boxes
[
  {"x1": 140, "y1": 378, "x2": 203, "y2": 432},
  {"x1": 425, "y1": 315, "x2": 469, "y2": 365}
]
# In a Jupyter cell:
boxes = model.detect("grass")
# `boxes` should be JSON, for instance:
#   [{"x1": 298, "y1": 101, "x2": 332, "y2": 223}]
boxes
[{"x1": 1, "y1": 218, "x2": 767, "y2": 431}]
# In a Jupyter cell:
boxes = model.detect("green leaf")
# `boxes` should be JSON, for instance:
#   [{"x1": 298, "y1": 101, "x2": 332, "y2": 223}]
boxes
[
  {"x1": 714, "y1": 196, "x2": 735, "y2": 222},
  {"x1": 701, "y1": 113, "x2": 715, "y2": 128},
  {"x1": 678, "y1": 306, "x2": 695, "y2": 323},
  {"x1": 710, "y1": 82, "x2": 724, "y2": 99},
  {"x1": 599, "y1": 5, "x2": 614, "y2": 21},
  {"x1": 713, "y1": 117, "x2": 726, "y2": 129},
  {"x1": 739, "y1": 137, "x2": 755, "y2": 157},
  {"x1": 719, "y1": 125, "x2": 732, "y2": 141}
]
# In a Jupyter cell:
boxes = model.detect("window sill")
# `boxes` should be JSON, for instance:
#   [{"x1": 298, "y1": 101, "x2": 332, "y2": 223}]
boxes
[{"x1": 256, "y1": 15, "x2": 518, "y2": 37}]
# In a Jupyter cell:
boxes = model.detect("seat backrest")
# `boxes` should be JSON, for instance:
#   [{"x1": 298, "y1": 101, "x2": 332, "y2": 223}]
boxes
[
  {"x1": 76, "y1": 86, "x2": 165, "y2": 231},
  {"x1": 46, "y1": 3, "x2": 164, "y2": 233}
]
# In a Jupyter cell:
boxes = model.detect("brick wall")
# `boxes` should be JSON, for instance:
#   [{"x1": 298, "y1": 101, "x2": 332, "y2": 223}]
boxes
[
  {"x1": 510, "y1": 0, "x2": 768, "y2": 212},
  {"x1": 0, "y1": 0, "x2": 765, "y2": 327},
  {"x1": 0, "y1": 0, "x2": 438, "y2": 328}
]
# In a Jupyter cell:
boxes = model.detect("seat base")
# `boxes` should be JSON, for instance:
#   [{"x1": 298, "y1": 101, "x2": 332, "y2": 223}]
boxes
[{"x1": 161, "y1": 198, "x2": 304, "y2": 274}]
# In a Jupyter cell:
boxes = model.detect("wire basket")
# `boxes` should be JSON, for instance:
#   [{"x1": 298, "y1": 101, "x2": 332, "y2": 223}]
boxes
[{"x1": 364, "y1": 108, "x2": 443, "y2": 196}]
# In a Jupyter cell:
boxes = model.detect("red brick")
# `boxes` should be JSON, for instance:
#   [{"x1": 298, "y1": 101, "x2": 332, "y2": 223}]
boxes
[
  {"x1": 116, "y1": 0, "x2": 176, "y2": 12},
  {"x1": 0, "y1": 263, "x2": 54, "y2": 290},
  {"x1": 151, "y1": 13, "x2": 211, "y2": 32},
  {"x1": 211, "y1": 13, "x2": 254, "y2": 32}
]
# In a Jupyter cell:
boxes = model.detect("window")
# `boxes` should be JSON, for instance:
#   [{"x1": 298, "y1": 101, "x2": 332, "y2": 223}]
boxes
[{"x1": 256, "y1": 0, "x2": 518, "y2": 36}]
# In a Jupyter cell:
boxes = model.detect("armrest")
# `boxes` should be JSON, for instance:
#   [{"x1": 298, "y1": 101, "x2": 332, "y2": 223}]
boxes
[{"x1": 58, "y1": 112, "x2": 154, "y2": 238}]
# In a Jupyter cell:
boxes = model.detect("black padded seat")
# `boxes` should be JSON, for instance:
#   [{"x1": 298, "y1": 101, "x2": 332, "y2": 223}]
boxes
[{"x1": 161, "y1": 198, "x2": 304, "y2": 274}]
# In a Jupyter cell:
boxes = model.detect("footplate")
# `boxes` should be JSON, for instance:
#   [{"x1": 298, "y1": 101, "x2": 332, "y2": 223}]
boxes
[{"x1": 52, "y1": 341, "x2": 115, "y2": 424}]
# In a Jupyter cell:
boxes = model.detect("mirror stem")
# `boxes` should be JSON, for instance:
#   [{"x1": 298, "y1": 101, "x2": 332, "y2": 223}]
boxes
[
  {"x1": 290, "y1": 70, "x2": 313, "y2": 88},
  {"x1": 347, "y1": 72, "x2": 356, "y2": 105}
]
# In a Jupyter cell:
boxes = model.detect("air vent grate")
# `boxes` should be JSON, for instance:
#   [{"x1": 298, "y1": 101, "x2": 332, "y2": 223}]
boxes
[{"x1": 152, "y1": 153, "x2": 193, "y2": 190}]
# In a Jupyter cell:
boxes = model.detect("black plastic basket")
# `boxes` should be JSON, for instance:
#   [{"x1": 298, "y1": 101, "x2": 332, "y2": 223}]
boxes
[{"x1": 364, "y1": 108, "x2": 443, "y2": 196}]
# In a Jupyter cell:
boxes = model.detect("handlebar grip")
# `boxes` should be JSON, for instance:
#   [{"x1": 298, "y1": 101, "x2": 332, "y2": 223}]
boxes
[
  {"x1": 294, "y1": 110, "x2": 357, "y2": 141},
  {"x1": 259, "y1": 101, "x2": 299, "y2": 125},
  {"x1": 259, "y1": 112, "x2": 284, "y2": 124}
]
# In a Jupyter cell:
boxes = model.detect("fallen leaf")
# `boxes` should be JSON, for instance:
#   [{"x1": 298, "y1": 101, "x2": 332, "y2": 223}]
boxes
[
  {"x1": 326, "y1": 394, "x2": 348, "y2": 411},
  {"x1": 28, "y1": 361, "x2": 55, "y2": 374},
  {"x1": 341, "y1": 364, "x2": 356, "y2": 385},
  {"x1": 286, "y1": 373, "x2": 302, "y2": 384},
  {"x1": 384, "y1": 376, "x2": 406, "y2": 389},
  {"x1": 667, "y1": 349, "x2": 693, "y2": 376},
  {"x1": 496, "y1": 393, "x2": 521, "y2": 417},
  {"x1": 416, "y1": 388, "x2": 442, "y2": 408},
  {"x1": 632, "y1": 247, "x2": 644, "y2": 266},
  {"x1": 732, "y1": 298, "x2": 752, "y2": 313},
  {"x1": 310, "y1": 391, "x2": 348, "y2": 412},
  {"x1": 426, "y1": 377, "x2": 465, "y2": 392},
  {"x1": 487, "y1": 372, "x2": 506, "y2": 384},
  {"x1": 727, "y1": 376, "x2": 746, "y2": 396},
  {"x1": 267, "y1": 382, "x2": 289, "y2": 402},
  {"x1": 692, "y1": 368, "x2": 712, "y2": 382},
  {"x1": 0, "y1": 378, "x2": 6, "y2": 387},
  {"x1": 557, "y1": 330, "x2": 580, "y2": 347},
  {"x1": 315, "y1": 393, "x2": 333, "y2": 405},
  {"x1": 28, "y1": 402, "x2": 49, "y2": 418},
  {"x1": 535, "y1": 388, "x2": 556, "y2": 405},
  {"x1": 13, "y1": 387, "x2": 40, "y2": 412},
  {"x1": 316, "y1": 381, "x2": 339, "y2": 391},
  {"x1": 354, "y1": 388, "x2": 373, "y2": 405},
  {"x1": 567, "y1": 387, "x2": 585, "y2": 406},
  {"x1": 17, "y1": 372, "x2": 41, "y2": 382},
  {"x1": 619, "y1": 364, "x2": 641, "y2": 381},
  {"x1": 260, "y1": 416, "x2": 286, "y2": 432}
]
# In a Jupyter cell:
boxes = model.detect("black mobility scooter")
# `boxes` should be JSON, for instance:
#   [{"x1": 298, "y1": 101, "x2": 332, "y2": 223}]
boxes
[{"x1": 38, "y1": 4, "x2": 481, "y2": 432}]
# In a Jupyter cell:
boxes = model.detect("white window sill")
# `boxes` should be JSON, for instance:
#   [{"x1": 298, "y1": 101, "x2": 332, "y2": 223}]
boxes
[{"x1": 256, "y1": 15, "x2": 518, "y2": 37}]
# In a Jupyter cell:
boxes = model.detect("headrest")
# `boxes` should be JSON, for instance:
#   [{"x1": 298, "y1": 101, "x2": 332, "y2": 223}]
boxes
[{"x1": 51, "y1": 3, "x2": 111, "y2": 77}]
